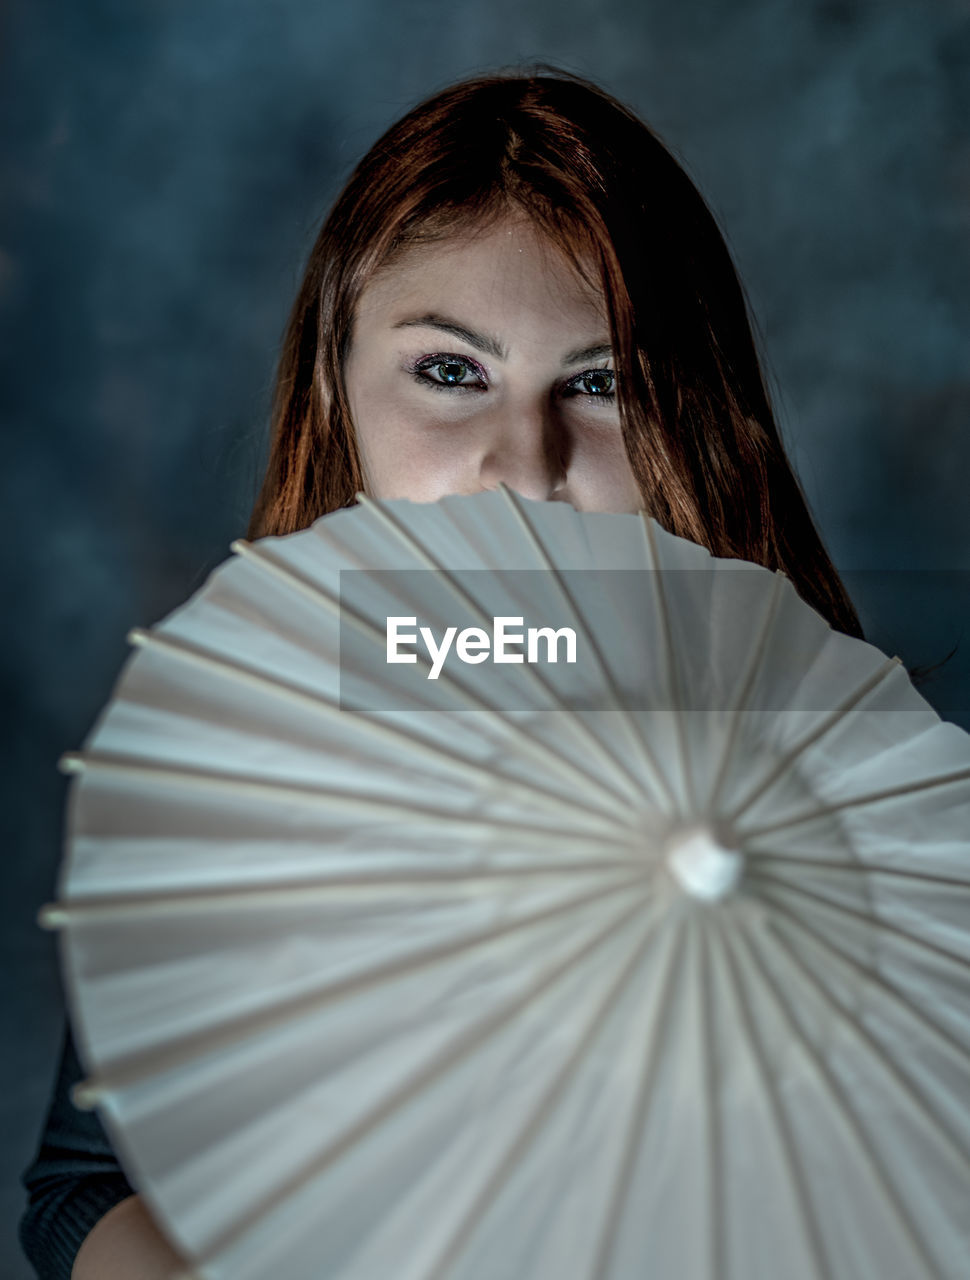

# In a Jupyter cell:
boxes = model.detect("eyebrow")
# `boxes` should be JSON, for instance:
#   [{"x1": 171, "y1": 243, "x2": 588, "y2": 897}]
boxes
[{"x1": 392, "y1": 313, "x2": 612, "y2": 366}]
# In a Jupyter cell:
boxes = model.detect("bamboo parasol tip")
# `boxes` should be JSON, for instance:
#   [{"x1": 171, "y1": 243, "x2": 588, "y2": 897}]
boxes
[
  {"x1": 70, "y1": 1080, "x2": 102, "y2": 1111},
  {"x1": 37, "y1": 902, "x2": 67, "y2": 930}
]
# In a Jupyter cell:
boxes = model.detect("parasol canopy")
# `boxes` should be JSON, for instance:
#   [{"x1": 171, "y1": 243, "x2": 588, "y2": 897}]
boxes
[{"x1": 43, "y1": 487, "x2": 970, "y2": 1280}]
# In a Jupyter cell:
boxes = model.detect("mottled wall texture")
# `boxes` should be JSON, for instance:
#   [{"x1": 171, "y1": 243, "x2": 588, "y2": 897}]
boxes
[{"x1": 2, "y1": 0, "x2": 968, "y2": 1272}]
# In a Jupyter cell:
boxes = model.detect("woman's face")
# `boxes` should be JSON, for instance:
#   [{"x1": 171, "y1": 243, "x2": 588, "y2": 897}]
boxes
[{"x1": 343, "y1": 216, "x2": 643, "y2": 513}]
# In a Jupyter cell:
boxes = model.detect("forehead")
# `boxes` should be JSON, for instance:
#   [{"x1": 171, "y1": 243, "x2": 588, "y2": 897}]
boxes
[{"x1": 355, "y1": 216, "x2": 607, "y2": 335}]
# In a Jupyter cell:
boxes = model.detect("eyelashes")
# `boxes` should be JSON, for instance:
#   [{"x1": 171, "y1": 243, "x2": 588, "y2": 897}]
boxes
[
  {"x1": 411, "y1": 355, "x2": 486, "y2": 391},
  {"x1": 407, "y1": 354, "x2": 617, "y2": 401}
]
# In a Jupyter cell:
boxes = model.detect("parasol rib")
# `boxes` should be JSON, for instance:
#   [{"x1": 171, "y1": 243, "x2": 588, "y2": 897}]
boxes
[
  {"x1": 715, "y1": 915, "x2": 833, "y2": 1280},
  {"x1": 745, "y1": 852, "x2": 970, "y2": 892},
  {"x1": 182, "y1": 889, "x2": 650, "y2": 1271},
  {"x1": 230, "y1": 535, "x2": 645, "y2": 811},
  {"x1": 750, "y1": 892, "x2": 970, "y2": 1074},
  {"x1": 589, "y1": 920, "x2": 687, "y2": 1280},
  {"x1": 745, "y1": 870, "x2": 970, "y2": 978},
  {"x1": 421, "y1": 902, "x2": 662, "y2": 1280},
  {"x1": 491, "y1": 484, "x2": 679, "y2": 811},
  {"x1": 126, "y1": 626, "x2": 627, "y2": 829},
  {"x1": 723, "y1": 655, "x2": 903, "y2": 827},
  {"x1": 57, "y1": 749, "x2": 635, "y2": 851},
  {"x1": 696, "y1": 915, "x2": 722, "y2": 1280},
  {"x1": 705, "y1": 570, "x2": 788, "y2": 815},
  {"x1": 345, "y1": 492, "x2": 656, "y2": 806},
  {"x1": 639, "y1": 513, "x2": 696, "y2": 814},
  {"x1": 732, "y1": 924, "x2": 946, "y2": 1280},
  {"x1": 39, "y1": 859, "x2": 638, "y2": 929},
  {"x1": 737, "y1": 764, "x2": 970, "y2": 840},
  {"x1": 764, "y1": 919, "x2": 970, "y2": 1177},
  {"x1": 70, "y1": 867, "x2": 648, "y2": 1108}
]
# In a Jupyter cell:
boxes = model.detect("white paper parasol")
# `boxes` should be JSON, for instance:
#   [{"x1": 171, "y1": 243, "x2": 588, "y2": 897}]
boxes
[{"x1": 43, "y1": 487, "x2": 970, "y2": 1280}]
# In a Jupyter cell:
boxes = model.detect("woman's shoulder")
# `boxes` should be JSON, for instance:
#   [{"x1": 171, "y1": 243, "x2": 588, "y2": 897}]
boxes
[{"x1": 19, "y1": 1021, "x2": 134, "y2": 1280}]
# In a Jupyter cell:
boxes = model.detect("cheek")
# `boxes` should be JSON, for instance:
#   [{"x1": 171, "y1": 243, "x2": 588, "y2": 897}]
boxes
[
  {"x1": 569, "y1": 417, "x2": 625, "y2": 469},
  {"x1": 569, "y1": 426, "x2": 641, "y2": 508},
  {"x1": 345, "y1": 368, "x2": 410, "y2": 472},
  {"x1": 346, "y1": 378, "x2": 469, "y2": 500},
  {"x1": 349, "y1": 366, "x2": 471, "y2": 460}
]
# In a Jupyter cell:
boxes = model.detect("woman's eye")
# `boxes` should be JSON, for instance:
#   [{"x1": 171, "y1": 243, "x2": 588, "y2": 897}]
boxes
[
  {"x1": 412, "y1": 356, "x2": 486, "y2": 391},
  {"x1": 566, "y1": 368, "x2": 616, "y2": 398}
]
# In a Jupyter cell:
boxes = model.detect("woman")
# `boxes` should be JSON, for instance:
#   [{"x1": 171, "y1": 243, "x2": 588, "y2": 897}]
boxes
[{"x1": 20, "y1": 65, "x2": 860, "y2": 1279}]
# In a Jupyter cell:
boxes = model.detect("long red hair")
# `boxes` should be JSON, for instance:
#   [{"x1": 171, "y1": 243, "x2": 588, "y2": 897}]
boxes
[{"x1": 247, "y1": 66, "x2": 862, "y2": 637}]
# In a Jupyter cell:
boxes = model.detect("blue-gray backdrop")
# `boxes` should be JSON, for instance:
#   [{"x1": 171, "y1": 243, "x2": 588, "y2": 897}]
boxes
[{"x1": 3, "y1": 1, "x2": 968, "y2": 1274}]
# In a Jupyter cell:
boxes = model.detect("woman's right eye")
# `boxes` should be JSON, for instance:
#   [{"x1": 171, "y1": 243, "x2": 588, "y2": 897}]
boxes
[{"x1": 410, "y1": 355, "x2": 487, "y2": 391}]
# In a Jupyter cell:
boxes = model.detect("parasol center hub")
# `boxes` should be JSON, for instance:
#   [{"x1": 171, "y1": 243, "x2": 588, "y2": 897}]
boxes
[{"x1": 664, "y1": 825, "x2": 744, "y2": 901}]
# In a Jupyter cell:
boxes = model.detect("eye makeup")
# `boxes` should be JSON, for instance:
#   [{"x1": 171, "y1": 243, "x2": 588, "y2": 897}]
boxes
[
  {"x1": 405, "y1": 352, "x2": 617, "y2": 402},
  {"x1": 407, "y1": 353, "x2": 488, "y2": 392},
  {"x1": 562, "y1": 367, "x2": 616, "y2": 400}
]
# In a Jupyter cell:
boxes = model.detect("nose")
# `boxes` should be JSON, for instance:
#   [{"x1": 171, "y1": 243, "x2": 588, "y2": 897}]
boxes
[{"x1": 477, "y1": 402, "x2": 568, "y2": 502}]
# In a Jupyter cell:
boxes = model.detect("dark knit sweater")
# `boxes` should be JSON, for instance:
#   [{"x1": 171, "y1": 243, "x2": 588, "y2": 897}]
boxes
[{"x1": 19, "y1": 1023, "x2": 134, "y2": 1279}]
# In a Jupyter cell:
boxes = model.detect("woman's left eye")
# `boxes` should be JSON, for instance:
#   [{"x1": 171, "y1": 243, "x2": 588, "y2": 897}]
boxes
[{"x1": 564, "y1": 369, "x2": 616, "y2": 399}]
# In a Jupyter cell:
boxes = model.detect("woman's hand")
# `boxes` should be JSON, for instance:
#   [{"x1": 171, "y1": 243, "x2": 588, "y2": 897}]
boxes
[{"x1": 72, "y1": 1193, "x2": 186, "y2": 1279}]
